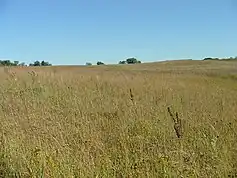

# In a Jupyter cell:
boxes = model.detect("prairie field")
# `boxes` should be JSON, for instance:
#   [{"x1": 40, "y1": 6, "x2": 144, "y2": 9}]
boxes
[{"x1": 0, "y1": 60, "x2": 237, "y2": 177}]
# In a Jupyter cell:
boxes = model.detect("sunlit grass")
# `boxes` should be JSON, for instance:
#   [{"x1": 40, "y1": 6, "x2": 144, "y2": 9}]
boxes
[{"x1": 0, "y1": 60, "x2": 237, "y2": 177}]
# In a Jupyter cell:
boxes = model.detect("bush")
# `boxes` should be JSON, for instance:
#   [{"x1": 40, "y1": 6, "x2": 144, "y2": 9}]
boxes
[
  {"x1": 97, "y1": 61, "x2": 105, "y2": 65},
  {"x1": 118, "y1": 58, "x2": 141, "y2": 64}
]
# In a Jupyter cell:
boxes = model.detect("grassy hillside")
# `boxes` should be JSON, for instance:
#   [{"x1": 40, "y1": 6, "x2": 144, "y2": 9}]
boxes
[{"x1": 0, "y1": 60, "x2": 237, "y2": 177}]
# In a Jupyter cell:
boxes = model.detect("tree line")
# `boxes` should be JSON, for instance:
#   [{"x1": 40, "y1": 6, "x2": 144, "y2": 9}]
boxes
[
  {"x1": 0, "y1": 60, "x2": 52, "y2": 66},
  {"x1": 1, "y1": 56, "x2": 236, "y2": 67},
  {"x1": 93, "y1": 56, "x2": 237, "y2": 65},
  {"x1": 87, "y1": 57, "x2": 142, "y2": 66},
  {"x1": 203, "y1": 56, "x2": 237, "y2": 61},
  {"x1": 0, "y1": 57, "x2": 141, "y2": 67}
]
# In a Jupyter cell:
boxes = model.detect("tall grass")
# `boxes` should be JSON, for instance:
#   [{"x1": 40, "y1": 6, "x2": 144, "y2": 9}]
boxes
[{"x1": 0, "y1": 61, "x2": 237, "y2": 177}]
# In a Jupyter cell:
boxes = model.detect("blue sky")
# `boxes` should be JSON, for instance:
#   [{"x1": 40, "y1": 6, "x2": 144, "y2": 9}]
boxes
[{"x1": 0, "y1": 0, "x2": 236, "y2": 65}]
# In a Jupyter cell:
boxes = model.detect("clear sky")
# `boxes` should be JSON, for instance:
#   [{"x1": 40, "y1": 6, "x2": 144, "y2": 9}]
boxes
[{"x1": 0, "y1": 0, "x2": 236, "y2": 65}]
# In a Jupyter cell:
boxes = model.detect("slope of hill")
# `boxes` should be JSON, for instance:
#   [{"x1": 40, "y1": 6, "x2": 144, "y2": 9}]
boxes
[{"x1": 0, "y1": 59, "x2": 237, "y2": 177}]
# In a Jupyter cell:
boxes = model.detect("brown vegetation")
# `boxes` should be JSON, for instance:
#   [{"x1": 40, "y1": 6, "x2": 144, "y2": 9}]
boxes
[{"x1": 0, "y1": 60, "x2": 237, "y2": 177}]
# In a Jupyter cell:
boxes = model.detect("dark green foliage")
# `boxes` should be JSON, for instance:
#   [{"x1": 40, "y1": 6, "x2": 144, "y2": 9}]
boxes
[
  {"x1": 119, "y1": 61, "x2": 126, "y2": 64},
  {"x1": 126, "y1": 57, "x2": 141, "y2": 64},
  {"x1": 29, "y1": 61, "x2": 40, "y2": 66},
  {"x1": 0, "y1": 59, "x2": 51, "y2": 66},
  {"x1": 0, "y1": 60, "x2": 17, "y2": 66},
  {"x1": 29, "y1": 60, "x2": 52, "y2": 66},
  {"x1": 203, "y1": 56, "x2": 237, "y2": 61},
  {"x1": 97, "y1": 61, "x2": 105, "y2": 65},
  {"x1": 41, "y1": 60, "x2": 51, "y2": 66},
  {"x1": 203, "y1": 57, "x2": 219, "y2": 60},
  {"x1": 119, "y1": 58, "x2": 141, "y2": 64}
]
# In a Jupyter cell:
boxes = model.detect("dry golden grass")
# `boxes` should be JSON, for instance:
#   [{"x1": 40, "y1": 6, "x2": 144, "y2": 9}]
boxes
[{"x1": 0, "y1": 60, "x2": 237, "y2": 177}]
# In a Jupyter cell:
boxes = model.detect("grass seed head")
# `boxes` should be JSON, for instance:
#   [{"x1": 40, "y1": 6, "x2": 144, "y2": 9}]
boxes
[{"x1": 167, "y1": 107, "x2": 183, "y2": 138}]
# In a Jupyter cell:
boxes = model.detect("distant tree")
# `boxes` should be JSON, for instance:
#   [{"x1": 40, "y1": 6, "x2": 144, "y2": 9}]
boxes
[
  {"x1": 41, "y1": 60, "x2": 46, "y2": 66},
  {"x1": 0, "y1": 59, "x2": 52, "y2": 66},
  {"x1": 13, "y1": 61, "x2": 19, "y2": 66},
  {"x1": 86, "y1": 62, "x2": 92, "y2": 66},
  {"x1": 29, "y1": 60, "x2": 52, "y2": 66},
  {"x1": 203, "y1": 57, "x2": 219, "y2": 61},
  {"x1": 97, "y1": 61, "x2": 105, "y2": 65},
  {"x1": 18, "y1": 62, "x2": 26, "y2": 66},
  {"x1": 203, "y1": 57, "x2": 237, "y2": 61},
  {"x1": 0, "y1": 60, "x2": 27, "y2": 66},
  {"x1": 203, "y1": 58, "x2": 211, "y2": 60},
  {"x1": 118, "y1": 58, "x2": 141, "y2": 64},
  {"x1": 126, "y1": 57, "x2": 141, "y2": 64},
  {"x1": 126, "y1": 57, "x2": 136, "y2": 64},
  {"x1": 41, "y1": 60, "x2": 52, "y2": 66},
  {"x1": 119, "y1": 60, "x2": 126, "y2": 64},
  {"x1": 1, "y1": 60, "x2": 17, "y2": 66},
  {"x1": 33, "y1": 61, "x2": 41, "y2": 66}
]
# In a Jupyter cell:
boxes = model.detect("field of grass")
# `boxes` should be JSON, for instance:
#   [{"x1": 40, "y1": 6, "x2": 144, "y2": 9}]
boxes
[{"x1": 0, "y1": 60, "x2": 237, "y2": 177}]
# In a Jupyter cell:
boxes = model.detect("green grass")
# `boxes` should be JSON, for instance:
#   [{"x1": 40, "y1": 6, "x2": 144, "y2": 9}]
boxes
[{"x1": 0, "y1": 60, "x2": 237, "y2": 177}]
